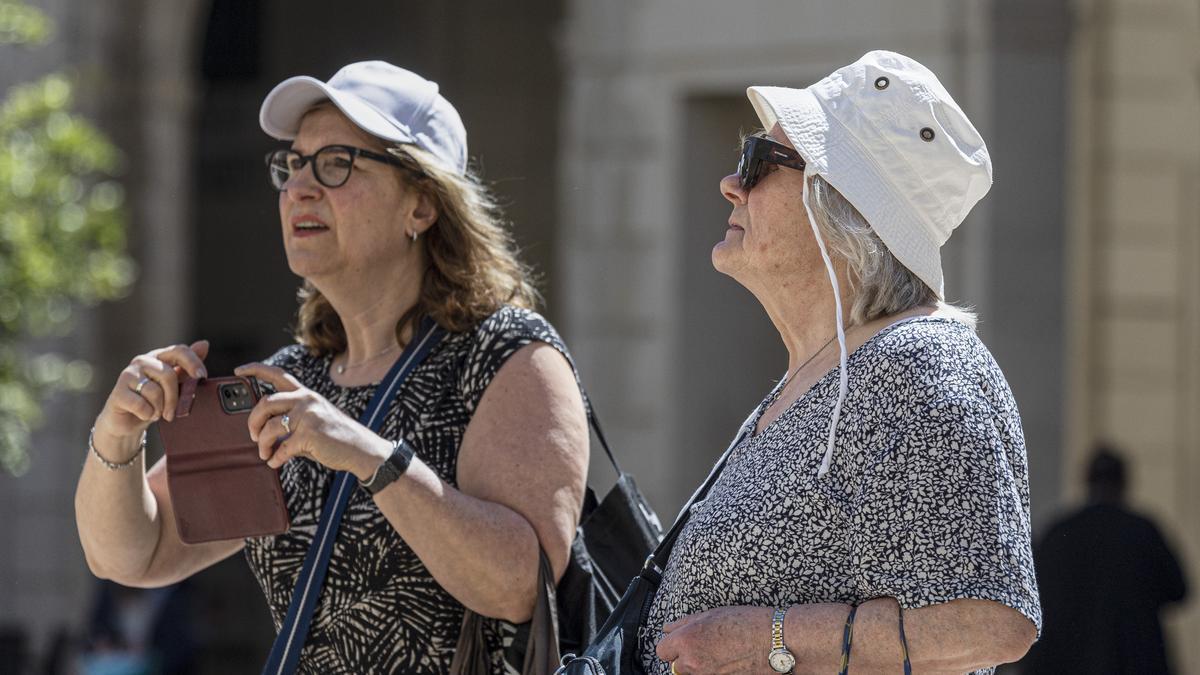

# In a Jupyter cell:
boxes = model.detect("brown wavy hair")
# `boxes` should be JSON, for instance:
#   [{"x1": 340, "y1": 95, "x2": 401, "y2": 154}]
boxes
[{"x1": 294, "y1": 143, "x2": 540, "y2": 356}]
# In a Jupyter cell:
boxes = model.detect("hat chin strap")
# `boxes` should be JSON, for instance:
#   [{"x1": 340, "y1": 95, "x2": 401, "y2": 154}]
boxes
[{"x1": 801, "y1": 171, "x2": 848, "y2": 478}]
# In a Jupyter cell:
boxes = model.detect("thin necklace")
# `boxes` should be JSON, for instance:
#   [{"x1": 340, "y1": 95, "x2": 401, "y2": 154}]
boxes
[
  {"x1": 759, "y1": 333, "x2": 839, "y2": 431},
  {"x1": 782, "y1": 333, "x2": 838, "y2": 388},
  {"x1": 334, "y1": 343, "x2": 401, "y2": 375}
]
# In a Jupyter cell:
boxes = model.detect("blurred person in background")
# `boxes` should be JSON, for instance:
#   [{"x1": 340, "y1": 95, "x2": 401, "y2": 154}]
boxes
[
  {"x1": 1024, "y1": 446, "x2": 1189, "y2": 674},
  {"x1": 74, "y1": 61, "x2": 589, "y2": 673},
  {"x1": 643, "y1": 51, "x2": 1040, "y2": 674},
  {"x1": 80, "y1": 580, "x2": 196, "y2": 675},
  {"x1": 0, "y1": 625, "x2": 30, "y2": 675}
]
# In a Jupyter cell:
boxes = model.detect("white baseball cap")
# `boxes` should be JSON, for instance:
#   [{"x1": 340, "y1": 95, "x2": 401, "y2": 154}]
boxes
[
  {"x1": 259, "y1": 60, "x2": 468, "y2": 176},
  {"x1": 747, "y1": 50, "x2": 992, "y2": 298}
]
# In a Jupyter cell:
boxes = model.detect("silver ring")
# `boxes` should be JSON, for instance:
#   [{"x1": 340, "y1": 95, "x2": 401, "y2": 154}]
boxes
[
  {"x1": 134, "y1": 376, "x2": 151, "y2": 395},
  {"x1": 280, "y1": 414, "x2": 291, "y2": 435}
]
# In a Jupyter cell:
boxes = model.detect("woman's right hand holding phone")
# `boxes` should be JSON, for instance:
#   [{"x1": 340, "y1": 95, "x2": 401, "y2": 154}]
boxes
[
  {"x1": 91, "y1": 340, "x2": 210, "y2": 463},
  {"x1": 79, "y1": 339, "x2": 241, "y2": 587}
]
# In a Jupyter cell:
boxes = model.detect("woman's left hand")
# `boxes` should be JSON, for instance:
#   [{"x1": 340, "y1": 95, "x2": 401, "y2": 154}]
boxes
[
  {"x1": 235, "y1": 362, "x2": 389, "y2": 479},
  {"x1": 655, "y1": 605, "x2": 774, "y2": 675}
]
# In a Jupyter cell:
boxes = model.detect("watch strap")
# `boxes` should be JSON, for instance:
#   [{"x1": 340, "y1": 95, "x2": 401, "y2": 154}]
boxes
[
  {"x1": 772, "y1": 606, "x2": 787, "y2": 650},
  {"x1": 768, "y1": 606, "x2": 795, "y2": 673},
  {"x1": 359, "y1": 438, "x2": 416, "y2": 495}
]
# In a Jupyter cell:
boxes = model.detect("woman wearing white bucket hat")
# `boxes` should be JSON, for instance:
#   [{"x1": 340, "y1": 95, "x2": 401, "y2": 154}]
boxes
[
  {"x1": 76, "y1": 61, "x2": 589, "y2": 673},
  {"x1": 645, "y1": 52, "x2": 1040, "y2": 674}
]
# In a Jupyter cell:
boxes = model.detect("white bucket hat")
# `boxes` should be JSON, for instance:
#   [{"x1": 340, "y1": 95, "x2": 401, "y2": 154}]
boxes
[
  {"x1": 745, "y1": 50, "x2": 991, "y2": 477},
  {"x1": 259, "y1": 60, "x2": 468, "y2": 176},
  {"x1": 747, "y1": 49, "x2": 991, "y2": 298}
]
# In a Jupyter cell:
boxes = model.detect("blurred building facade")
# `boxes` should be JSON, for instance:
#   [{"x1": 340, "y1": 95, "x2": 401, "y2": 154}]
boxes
[
  {"x1": 0, "y1": 0, "x2": 1195, "y2": 672},
  {"x1": 1065, "y1": 0, "x2": 1200, "y2": 664}
]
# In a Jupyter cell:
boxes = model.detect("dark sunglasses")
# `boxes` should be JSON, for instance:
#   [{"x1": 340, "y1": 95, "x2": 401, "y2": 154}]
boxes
[
  {"x1": 265, "y1": 144, "x2": 419, "y2": 191},
  {"x1": 737, "y1": 135, "x2": 806, "y2": 190}
]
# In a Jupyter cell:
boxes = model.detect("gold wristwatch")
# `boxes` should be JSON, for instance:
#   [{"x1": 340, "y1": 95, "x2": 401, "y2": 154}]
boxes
[{"x1": 767, "y1": 607, "x2": 796, "y2": 673}]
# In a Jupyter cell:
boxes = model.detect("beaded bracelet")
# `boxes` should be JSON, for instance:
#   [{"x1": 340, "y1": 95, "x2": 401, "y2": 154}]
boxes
[
  {"x1": 837, "y1": 604, "x2": 858, "y2": 675},
  {"x1": 88, "y1": 426, "x2": 146, "y2": 470}
]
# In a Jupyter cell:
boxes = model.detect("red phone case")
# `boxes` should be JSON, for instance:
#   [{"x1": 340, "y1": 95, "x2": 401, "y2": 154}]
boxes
[{"x1": 158, "y1": 376, "x2": 290, "y2": 544}]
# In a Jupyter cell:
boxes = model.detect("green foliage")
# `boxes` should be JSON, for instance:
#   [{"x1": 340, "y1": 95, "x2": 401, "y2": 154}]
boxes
[
  {"x1": 0, "y1": 1, "x2": 134, "y2": 475},
  {"x1": 0, "y1": 0, "x2": 52, "y2": 46}
]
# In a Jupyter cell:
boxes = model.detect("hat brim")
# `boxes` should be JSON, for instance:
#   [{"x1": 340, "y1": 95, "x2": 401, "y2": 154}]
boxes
[
  {"x1": 259, "y1": 75, "x2": 418, "y2": 145},
  {"x1": 746, "y1": 85, "x2": 945, "y2": 298}
]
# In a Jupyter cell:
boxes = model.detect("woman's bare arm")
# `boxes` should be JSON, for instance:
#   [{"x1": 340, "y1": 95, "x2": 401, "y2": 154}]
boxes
[
  {"x1": 346, "y1": 342, "x2": 588, "y2": 622},
  {"x1": 656, "y1": 597, "x2": 1037, "y2": 674},
  {"x1": 76, "y1": 451, "x2": 244, "y2": 586},
  {"x1": 232, "y1": 340, "x2": 587, "y2": 624},
  {"x1": 75, "y1": 342, "x2": 244, "y2": 587}
]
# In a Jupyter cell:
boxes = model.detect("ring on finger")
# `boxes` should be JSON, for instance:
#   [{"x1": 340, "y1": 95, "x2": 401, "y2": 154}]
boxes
[
  {"x1": 134, "y1": 376, "x2": 151, "y2": 395},
  {"x1": 280, "y1": 414, "x2": 291, "y2": 435}
]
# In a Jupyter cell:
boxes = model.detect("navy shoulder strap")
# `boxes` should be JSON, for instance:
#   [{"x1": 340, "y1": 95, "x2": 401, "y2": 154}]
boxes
[{"x1": 262, "y1": 317, "x2": 446, "y2": 675}]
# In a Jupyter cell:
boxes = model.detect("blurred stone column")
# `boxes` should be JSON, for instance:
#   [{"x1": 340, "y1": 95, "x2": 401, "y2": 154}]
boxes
[{"x1": 558, "y1": 1, "x2": 682, "y2": 514}]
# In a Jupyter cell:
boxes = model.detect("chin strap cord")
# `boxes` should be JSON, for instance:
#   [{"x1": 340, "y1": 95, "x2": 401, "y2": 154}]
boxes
[{"x1": 801, "y1": 173, "x2": 848, "y2": 478}]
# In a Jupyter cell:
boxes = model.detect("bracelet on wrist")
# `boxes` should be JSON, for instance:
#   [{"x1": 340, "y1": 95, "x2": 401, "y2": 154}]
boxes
[
  {"x1": 88, "y1": 426, "x2": 147, "y2": 470},
  {"x1": 838, "y1": 604, "x2": 859, "y2": 675},
  {"x1": 898, "y1": 603, "x2": 912, "y2": 675}
]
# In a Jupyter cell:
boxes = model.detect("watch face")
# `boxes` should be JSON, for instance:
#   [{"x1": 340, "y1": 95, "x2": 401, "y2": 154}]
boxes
[{"x1": 768, "y1": 649, "x2": 795, "y2": 673}]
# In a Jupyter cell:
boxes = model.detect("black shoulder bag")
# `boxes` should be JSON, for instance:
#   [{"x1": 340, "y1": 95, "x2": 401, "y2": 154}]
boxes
[
  {"x1": 554, "y1": 407, "x2": 759, "y2": 675},
  {"x1": 453, "y1": 399, "x2": 666, "y2": 675},
  {"x1": 557, "y1": 404, "x2": 666, "y2": 652}
]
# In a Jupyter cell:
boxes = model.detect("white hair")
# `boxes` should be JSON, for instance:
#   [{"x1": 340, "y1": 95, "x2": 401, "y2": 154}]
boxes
[{"x1": 805, "y1": 174, "x2": 977, "y2": 330}]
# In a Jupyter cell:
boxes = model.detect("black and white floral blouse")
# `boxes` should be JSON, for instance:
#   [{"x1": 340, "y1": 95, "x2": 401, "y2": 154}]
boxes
[
  {"x1": 243, "y1": 305, "x2": 570, "y2": 675},
  {"x1": 639, "y1": 317, "x2": 1041, "y2": 675}
]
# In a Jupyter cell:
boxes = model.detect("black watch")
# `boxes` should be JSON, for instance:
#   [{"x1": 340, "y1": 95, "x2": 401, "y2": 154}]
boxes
[{"x1": 359, "y1": 439, "x2": 415, "y2": 495}]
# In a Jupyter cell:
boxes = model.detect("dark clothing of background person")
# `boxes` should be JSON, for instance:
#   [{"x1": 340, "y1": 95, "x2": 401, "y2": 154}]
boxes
[
  {"x1": 1024, "y1": 502, "x2": 1187, "y2": 674},
  {"x1": 85, "y1": 580, "x2": 198, "y2": 675}
]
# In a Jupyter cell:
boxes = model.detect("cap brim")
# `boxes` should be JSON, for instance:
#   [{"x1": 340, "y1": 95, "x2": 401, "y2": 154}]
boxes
[{"x1": 259, "y1": 76, "x2": 417, "y2": 145}]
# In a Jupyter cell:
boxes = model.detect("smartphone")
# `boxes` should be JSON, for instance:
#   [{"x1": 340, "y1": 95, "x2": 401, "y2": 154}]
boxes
[{"x1": 158, "y1": 376, "x2": 290, "y2": 544}]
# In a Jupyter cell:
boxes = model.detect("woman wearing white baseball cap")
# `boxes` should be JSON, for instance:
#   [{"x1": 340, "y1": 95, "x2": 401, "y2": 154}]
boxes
[
  {"x1": 644, "y1": 52, "x2": 1040, "y2": 674},
  {"x1": 76, "y1": 61, "x2": 589, "y2": 673}
]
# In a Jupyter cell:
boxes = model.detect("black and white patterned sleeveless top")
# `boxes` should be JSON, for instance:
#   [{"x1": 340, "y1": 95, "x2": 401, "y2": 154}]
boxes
[
  {"x1": 638, "y1": 317, "x2": 1041, "y2": 675},
  {"x1": 243, "y1": 305, "x2": 570, "y2": 674}
]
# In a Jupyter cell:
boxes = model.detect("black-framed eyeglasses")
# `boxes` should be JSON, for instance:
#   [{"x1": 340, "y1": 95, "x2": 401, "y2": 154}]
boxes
[
  {"x1": 265, "y1": 144, "x2": 418, "y2": 191},
  {"x1": 737, "y1": 135, "x2": 806, "y2": 190}
]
